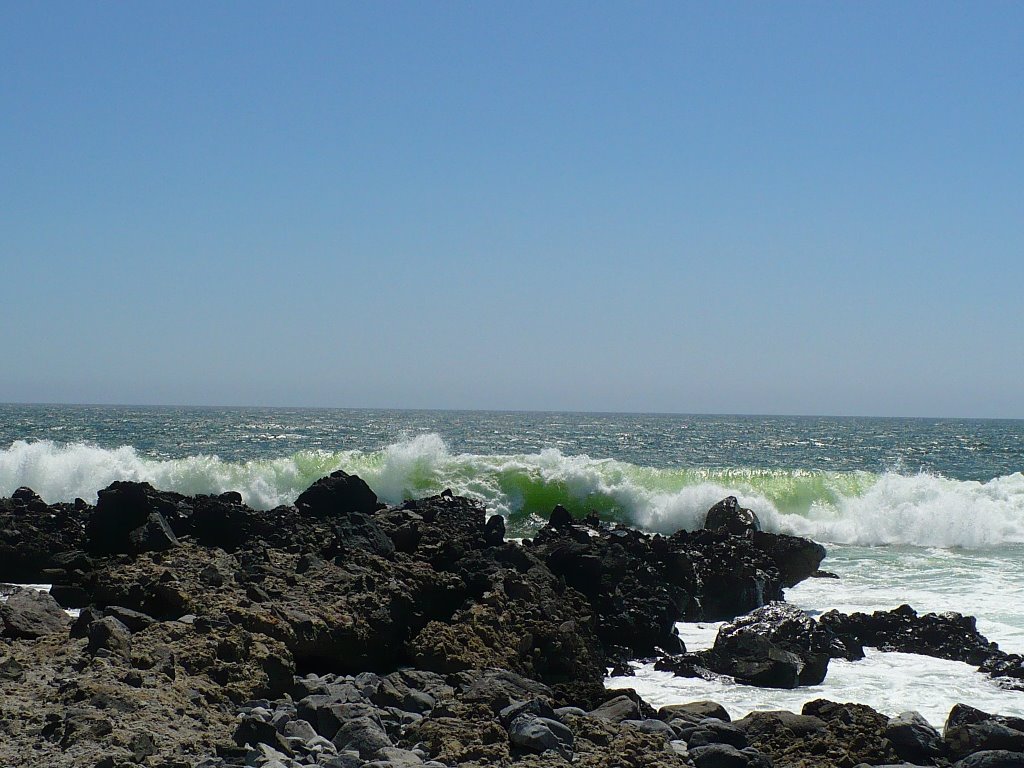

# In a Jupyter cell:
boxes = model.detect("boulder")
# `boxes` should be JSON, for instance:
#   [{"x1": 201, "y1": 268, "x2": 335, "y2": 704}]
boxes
[
  {"x1": 85, "y1": 481, "x2": 180, "y2": 555},
  {"x1": 820, "y1": 605, "x2": 998, "y2": 665},
  {"x1": 294, "y1": 470, "x2": 382, "y2": 518},
  {"x1": 886, "y1": 711, "x2": 945, "y2": 762},
  {"x1": 659, "y1": 701, "x2": 731, "y2": 723},
  {"x1": 85, "y1": 616, "x2": 132, "y2": 659},
  {"x1": 0, "y1": 587, "x2": 71, "y2": 639},
  {"x1": 944, "y1": 704, "x2": 1024, "y2": 760},
  {"x1": 704, "y1": 497, "x2": 760, "y2": 537},
  {"x1": 705, "y1": 603, "x2": 832, "y2": 687}
]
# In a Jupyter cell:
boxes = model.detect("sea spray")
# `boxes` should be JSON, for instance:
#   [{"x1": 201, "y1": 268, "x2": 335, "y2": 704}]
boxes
[{"x1": 2, "y1": 435, "x2": 1023, "y2": 548}]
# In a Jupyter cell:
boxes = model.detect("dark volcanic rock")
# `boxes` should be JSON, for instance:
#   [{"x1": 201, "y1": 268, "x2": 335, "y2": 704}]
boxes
[
  {"x1": 886, "y1": 710, "x2": 945, "y2": 763},
  {"x1": 820, "y1": 604, "x2": 998, "y2": 665},
  {"x1": 751, "y1": 530, "x2": 827, "y2": 588},
  {"x1": 704, "y1": 496, "x2": 761, "y2": 537},
  {"x1": 85, "y1": 481, "x2": 181, "y2": 555},
  {"x1": 667, "y1": 528, "x2": 786, "y2": 621},
  {"x1": 294, "y1": 469, "x2": 382, "y2": 518},
  {"x1": 819, "y1": 604, "x2": 1024, "y2": 688},
  {"x1": 0, "y1": 487, "x2": 88, "y2": 582},
  {"x1": 702, "y1": 603, "x2": 833, "y2": 688},
  {"x1": 944, "y1": 704, "x2": 1024, "y2": 760}
]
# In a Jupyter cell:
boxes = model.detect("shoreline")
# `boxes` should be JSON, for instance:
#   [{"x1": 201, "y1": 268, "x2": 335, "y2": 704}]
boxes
[{"x1": 1, "y1": 474, "x2": 1022, "y2": 766}]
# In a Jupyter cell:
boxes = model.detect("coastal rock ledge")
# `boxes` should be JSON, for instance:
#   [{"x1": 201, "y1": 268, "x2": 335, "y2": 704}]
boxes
[{"x1": 0, "y1": 478, "x2": 1020, "y2": 768}]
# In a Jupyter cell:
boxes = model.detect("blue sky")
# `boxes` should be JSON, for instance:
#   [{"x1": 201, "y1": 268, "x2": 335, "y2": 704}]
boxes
[{"x1": 2, "y1": 3, "x2": 1022, "y2": 417}]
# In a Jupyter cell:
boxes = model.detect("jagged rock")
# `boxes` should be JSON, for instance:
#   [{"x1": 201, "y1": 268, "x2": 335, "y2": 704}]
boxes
[
  {"x1": 944, "y1": 704, "x2": 1024, "y2": 760},
  {"x1": 750, "y1": 531, "x2": 826, "y2": 588},
  {"x1": 820, "y1": 605, "x2": 998, "y2": 665},
  {"x1": 704, "y1": 496, "x2": 761, "y2": 537},
  {"x1": 0, "y1": 488, "x2": 88, "y2": 582},
  {"x1": 704, "y1": 603, "x2": 832, "y2": 688},
  {"x1": 0, "y1": 587, "x2": 71, "y2": 639},
  {"x1": 85, "y1": 615, "x2": 132, "y2": 658},
  {"x1": 85, "y1": 481, "x2": 180, "y2": 555}
]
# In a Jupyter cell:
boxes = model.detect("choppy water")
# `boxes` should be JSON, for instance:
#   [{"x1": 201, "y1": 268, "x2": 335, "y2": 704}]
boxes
[{"x1": 2, "y1": 404, "x2": 1022, "y2": 723}]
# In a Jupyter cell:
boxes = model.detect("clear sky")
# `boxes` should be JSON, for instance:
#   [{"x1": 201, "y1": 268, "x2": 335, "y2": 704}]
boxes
[{"x1": 2, "y1": 2, "x2": 1022, "y2": 417}]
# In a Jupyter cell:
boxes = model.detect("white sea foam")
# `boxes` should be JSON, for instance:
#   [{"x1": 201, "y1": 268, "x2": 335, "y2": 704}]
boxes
[
  {"x1": 608, "y1": 648, "x2": 1024, "y2": 727},
  {"x1": 2, "y1": 435, "x2": 1023, "y2": 548}
]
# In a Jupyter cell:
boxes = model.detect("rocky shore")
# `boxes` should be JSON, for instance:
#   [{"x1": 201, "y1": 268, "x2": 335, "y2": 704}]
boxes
[{"x1": 1, "y1": 478, "x2": 1022, "y2": 768}]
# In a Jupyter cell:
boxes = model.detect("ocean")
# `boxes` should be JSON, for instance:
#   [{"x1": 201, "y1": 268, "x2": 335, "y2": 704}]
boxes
[{"x1": 2, "y1": 404, "x2": 1022, "y2": 724}]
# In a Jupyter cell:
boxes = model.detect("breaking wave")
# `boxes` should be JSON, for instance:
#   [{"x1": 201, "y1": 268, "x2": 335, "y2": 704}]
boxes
[{"x1": 2, "y1": 435, "x2": 1022, "y2": 548}]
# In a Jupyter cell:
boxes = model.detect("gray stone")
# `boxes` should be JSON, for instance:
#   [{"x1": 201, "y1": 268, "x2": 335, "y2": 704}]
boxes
[
  {"x1": 284, "y1": 718, "x2": 318, "y2": 742},
  {"x1": 508, "y1": 714, "x2": 573, "y2": 759},
  {"x1": 953, "y1": 752, "x2": 1024, "y2": 768},
  {"x1": 0, "y1": 587, "x2": 71, "y2": 639},
  {"x1": 86, "y1": 616, "x2": 132, "y2": 659},
  {"x1": 331, "y1": 716, "x2": 392, "y2": 759},
  {"x1": 687, "y1": 719, "x2": 748, "y2": 749},
  {"x1": 621, "y1": 718, "x2": 676, "y2": 739},
  {"x1": 499, "y1": 698, "x2": 558, "y2": 727},
  {"x1": 660, "y1": 701, "x2": 731, "y2": 723},
  {"x1": 553, "y1": 706, "x2": 587, "y2": 718},
  {"x1": 886, "y1": 710, "x2": 944, "y2": 761},
  {"x1": 733, "y1": 710, "x2": 827, "y2": 736},
  {"x1": 104, "y1": 605, "x2": 156, "y2": 632},
  {"x1": 588, "y1": 695, "x2": 643, "y2": 723}
]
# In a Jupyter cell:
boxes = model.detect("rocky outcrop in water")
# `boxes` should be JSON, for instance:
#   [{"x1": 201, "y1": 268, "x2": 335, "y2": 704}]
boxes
[{"x1": 820, "y1": 604, "x2": 1024, "y2": 690}]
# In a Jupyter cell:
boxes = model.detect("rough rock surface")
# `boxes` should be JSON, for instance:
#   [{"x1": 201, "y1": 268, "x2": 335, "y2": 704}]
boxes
[
  {"x1": 0, "y1": 481, "x2": 1018, "y2": 768},
  {"x1": 820, "y1": 605, "x2": 1023, "y2": 688}
]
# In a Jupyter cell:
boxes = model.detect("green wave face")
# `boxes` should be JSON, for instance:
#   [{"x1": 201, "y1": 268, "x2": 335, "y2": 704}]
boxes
[{"x1": 2, "y1": 435, "x2": 1023, "y2": 548}]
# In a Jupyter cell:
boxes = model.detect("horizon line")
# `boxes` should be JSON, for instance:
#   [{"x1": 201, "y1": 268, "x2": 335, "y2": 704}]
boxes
[{"x1": 2, "y1": 399, "x2": 1021, "y2": 423}]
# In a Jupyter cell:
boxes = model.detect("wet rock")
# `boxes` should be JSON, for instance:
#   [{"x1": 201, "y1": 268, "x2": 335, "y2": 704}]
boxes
[
  {"x1": 295, "y1": 470, "x2": 382, "y2": 518},
  {"x1": 704, "y1": 496, "x2": 761, "y2": 537},
  {"x1": 750, "y1": 531, "x2": 826, "y2": 588},
  {"x1": 820, "y1": 605, "x2": 998, "y2": 665},
  {"x1": 705, "y1": 603, "x2": 832, "y2": 687},
  {"x1": 0, "y1": 488, "x2": 88, "y2": 582}
]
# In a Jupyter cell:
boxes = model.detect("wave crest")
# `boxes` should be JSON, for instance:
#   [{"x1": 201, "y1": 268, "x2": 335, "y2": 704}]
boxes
[{"x1": 2, "y1": 436, "x2": 1022, "y2": 548}]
